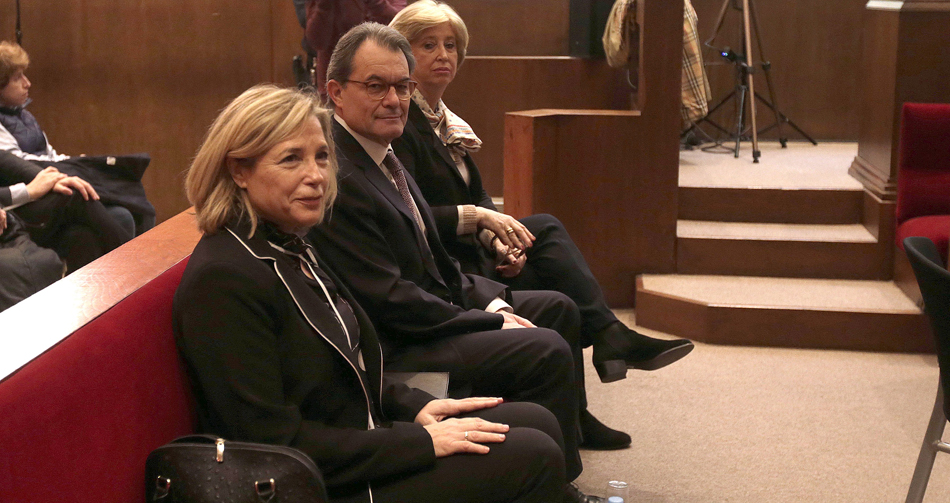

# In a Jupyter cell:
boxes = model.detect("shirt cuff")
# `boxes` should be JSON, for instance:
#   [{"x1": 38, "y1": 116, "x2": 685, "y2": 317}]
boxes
[
  {"x1": 477, "y1": 228, "x2": 495, "y2": 250},
  {"x1": 10, "y1": 183, "x2": 30, "y2": 206},
  {"x1": 485, "y1": 297, "x2": 513, "y2": 314},
  {"x1": 456, "y1": 205, "x2": 478, "y2": 235}
]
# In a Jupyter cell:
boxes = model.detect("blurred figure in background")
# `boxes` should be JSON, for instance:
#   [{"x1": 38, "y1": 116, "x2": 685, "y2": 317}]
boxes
[
  {"x1": 0, "y1": 41, "x2": 155, "y2": 237},
  {"x1": 304, "y1": 0, "x2": 406, "y2": 97}
]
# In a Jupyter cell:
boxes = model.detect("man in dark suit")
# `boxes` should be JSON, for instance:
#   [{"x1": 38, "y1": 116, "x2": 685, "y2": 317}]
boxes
[{"x1": 309, "y1": 23, "x2": 628, "y2": 500}]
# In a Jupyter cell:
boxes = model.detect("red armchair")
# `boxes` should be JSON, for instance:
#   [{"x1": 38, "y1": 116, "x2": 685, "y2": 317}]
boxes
[{"x1": 896, "y1": 102, "x2": 950, "y2": 263}]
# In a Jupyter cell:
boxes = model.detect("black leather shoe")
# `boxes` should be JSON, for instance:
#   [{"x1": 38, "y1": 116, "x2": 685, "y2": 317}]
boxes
[
  {"x1": 592, "y1": 322, "x2": 694, "y2": 383},
  {"x1": 579, "y1": 409, "x2": 631, "y2": 450},
  {"x1": 564, "y1": 483, "x2": 606, "y2": 503}
]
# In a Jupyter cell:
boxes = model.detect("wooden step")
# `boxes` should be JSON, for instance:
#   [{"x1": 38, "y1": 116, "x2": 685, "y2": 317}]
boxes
[
  {"x1": 635, "y1": 274, "x2": 932, "y2": 352},
  {"x1": 679, "y1": 186, "x2": 864, "y2": 224},
  {"x1": 677, "y1": 220, "x2": 889, "y2": 279}
]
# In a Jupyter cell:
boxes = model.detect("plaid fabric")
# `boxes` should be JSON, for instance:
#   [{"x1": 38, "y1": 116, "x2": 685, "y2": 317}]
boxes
[{"x1": 681, "y1": 0, "x2": 710, "y2": 123}]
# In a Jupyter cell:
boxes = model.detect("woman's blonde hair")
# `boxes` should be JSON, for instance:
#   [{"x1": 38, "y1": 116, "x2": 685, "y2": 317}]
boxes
[
  {"x1": 390, "y1": 0, "x2": 469, "y2": 66},
  {"x1": 0, "y1": 41, "x2": 29, "y2": 89},
  {"x1": 185, "y1": 84, "x2": 338, "y2": 236}
]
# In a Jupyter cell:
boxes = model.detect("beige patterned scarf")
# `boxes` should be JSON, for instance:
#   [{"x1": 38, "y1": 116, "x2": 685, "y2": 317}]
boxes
[{"x1": 412, "y1": 91, "x2": 482, "y2": 166}]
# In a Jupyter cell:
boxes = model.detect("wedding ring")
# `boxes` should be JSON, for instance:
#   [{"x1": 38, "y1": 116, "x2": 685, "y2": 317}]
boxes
[
  {"x1": 464, "y1": 431, "x2": 470, "y2": 441},
  {"x1": 505, "y1": 227, "x2": 515, "y2": 234}
]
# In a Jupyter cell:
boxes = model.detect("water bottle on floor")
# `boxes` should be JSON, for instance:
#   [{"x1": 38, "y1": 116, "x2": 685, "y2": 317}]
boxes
[{"x1": 606, "y1": 480, "x2": 629, "y2": 502}]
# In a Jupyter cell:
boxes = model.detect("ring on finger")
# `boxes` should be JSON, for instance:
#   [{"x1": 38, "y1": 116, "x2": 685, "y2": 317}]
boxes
[
  {"x1": 464, "y1": 431, "x2": 470, "y2": 441},
  {"x1": 505, "y1": 227, "x2": 515, "y2": 234}
]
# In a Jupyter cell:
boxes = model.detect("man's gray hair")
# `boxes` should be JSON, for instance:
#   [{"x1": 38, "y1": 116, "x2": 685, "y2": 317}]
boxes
[{"x1": 326, "y1": 22, "x2": 416, "y2": 89}]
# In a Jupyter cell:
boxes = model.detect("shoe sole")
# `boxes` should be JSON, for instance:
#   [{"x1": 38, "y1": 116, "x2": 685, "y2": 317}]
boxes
[
  {"x1": 594, "y1": 342, "x2": 695, "y2": 383},
  {"x1": 631, "y1": 342, "x2": 694, "y2": 371},
  {"x1": 579, "y1": 439, "x2": 633, "y2": 451}
]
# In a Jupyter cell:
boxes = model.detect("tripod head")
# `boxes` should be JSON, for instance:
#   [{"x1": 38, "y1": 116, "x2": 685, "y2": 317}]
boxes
[
  {"x1": 719, "y1": 46, "x2": 742, "y2": 63},
  {"x1": 718, "y1": 46, "x2": 754, "y2": 73}
]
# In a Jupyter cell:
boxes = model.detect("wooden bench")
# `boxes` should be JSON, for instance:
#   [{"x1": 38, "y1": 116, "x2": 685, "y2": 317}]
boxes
[
  {"x1": 0, "y1": 210, "x2": 200, "y2": 502},
  {"x1": 0, "y1": 209, "x2": 445, "y2": 501}
]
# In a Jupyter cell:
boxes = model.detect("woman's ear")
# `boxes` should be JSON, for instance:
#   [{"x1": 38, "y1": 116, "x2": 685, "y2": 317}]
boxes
[{"x1": 227, "y1": 158, "x2": 248, "y2": 189}]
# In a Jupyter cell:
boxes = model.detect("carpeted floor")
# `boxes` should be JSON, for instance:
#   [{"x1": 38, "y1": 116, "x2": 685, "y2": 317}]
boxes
[{"x1": 574, "y1": 310, "x2": 948, "y2": 502}]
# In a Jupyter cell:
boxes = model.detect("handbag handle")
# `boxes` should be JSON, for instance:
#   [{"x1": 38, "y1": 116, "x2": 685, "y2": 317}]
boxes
[{"x1": 255, "y1": 479, "x2": 276, "y2": 502}]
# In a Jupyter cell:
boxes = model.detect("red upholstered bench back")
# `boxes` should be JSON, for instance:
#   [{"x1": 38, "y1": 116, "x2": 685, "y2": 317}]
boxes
[
  {"x1": 896, "y1": 102, "x2": 950, "y2": 226},
  {"x1": 0, "y1": 258, "x2": 196, "y2": 503}
]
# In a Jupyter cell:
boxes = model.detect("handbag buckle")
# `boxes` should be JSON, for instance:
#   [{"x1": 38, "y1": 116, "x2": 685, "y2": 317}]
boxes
[
  {"x1": 153, "y1": 476, "x2": 171, "y2": 500},
  {"x1": 255, "y1": 478, "x2": 276, "y2": 502},
  {"x1": 215, "y1": 438, "x2": 225, "y2": 463}
]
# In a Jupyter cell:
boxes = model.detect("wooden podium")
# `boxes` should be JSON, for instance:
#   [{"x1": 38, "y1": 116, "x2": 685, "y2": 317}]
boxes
[{"x1": 849, "y1": 0, "x2": 950, "y2": 201}]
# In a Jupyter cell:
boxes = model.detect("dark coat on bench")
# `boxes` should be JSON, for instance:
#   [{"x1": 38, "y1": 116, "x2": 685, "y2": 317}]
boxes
[{"x1": 173, "y1": 222, "x2": 437, "y2": 501}]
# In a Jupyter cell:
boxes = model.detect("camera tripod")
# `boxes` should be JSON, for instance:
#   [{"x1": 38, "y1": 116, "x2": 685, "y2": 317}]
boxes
[{"x1": 684, "y1": 0, "x2": 816, "y2": 162}]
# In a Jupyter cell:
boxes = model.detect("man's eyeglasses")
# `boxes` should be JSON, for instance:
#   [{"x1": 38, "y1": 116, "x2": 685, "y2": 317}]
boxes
[{"x1": 344, "y1": 79, "x2": 417, "y2": 101}]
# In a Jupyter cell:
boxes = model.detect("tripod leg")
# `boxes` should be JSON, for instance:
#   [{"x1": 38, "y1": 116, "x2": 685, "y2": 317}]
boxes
[
  {"x1": 753, "y1": 92, "x2": 819, "y2": 145},
  {"x1": 742, "y1": 0, "x2": 760, "y2": 163},
  {"x1": 748, "y1": 0, "x2": 785, "y2": 148},
  {"x1": 705, "y1": 0, "x2": 733, "y2": 48},
  {"x1": 735, "y1": 84, "x2": 747, "y2": 158}
]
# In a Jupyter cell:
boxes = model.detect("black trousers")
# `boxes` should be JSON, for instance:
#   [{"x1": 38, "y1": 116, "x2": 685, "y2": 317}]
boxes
[
  {"x1": 466, "y1": 213, "x2": 620, "y2": 344},
  {"x1": 13, "y1": 192, "x2": 132, "y2": 271},
  {"x1": 0, "y1": 214, "x2": 62, "y2": 312},
  {"x1": 383, "y1": 290, "x2": 584, "y2": 480},
  {"x1": 334, "y1": 402, "x2": 566, "y2": 503}
]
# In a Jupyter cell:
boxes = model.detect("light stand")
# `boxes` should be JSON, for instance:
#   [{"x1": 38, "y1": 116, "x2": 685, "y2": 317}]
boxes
[
  {"x1": 16, "y1": 0, "x2": 22, "y2": 44},
  {"x1": 684, "y1": 0, "x2": 816, "y2": 162}
]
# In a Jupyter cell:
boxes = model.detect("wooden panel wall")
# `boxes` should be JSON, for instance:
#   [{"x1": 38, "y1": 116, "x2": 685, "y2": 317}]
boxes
[
  {"x1": 444, "y1": 57, "x2": 630, "y2": 196},
  {"x1": 443, "y1": 0, "x2": 570, "y2": 56},
  {"x1": 692, "y1": 0, "x2": 867, "y2": 141},
  {"x1": 0, "y1": 0, "x2": 900, "y2": 219},
  {"x1": 0, "y1": 1, "x2": 302, "y2": 224}
]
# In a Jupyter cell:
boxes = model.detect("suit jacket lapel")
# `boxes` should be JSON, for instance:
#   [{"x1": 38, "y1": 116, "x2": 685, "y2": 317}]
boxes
[
  {"x1": 332, "y1": 120, "x2": 448, "y2": 288},
  {"x1": 408, "y1": 101, "x2": 466, "y2": 186}
]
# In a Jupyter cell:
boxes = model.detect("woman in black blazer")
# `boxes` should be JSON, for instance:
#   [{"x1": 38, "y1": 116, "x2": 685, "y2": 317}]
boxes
[
  {"x1": 389, "y1": 1, "x2": 693, "y2": 392},
  {"x1": 174, "y1": 85, "x2": 571, "y2": 503}
]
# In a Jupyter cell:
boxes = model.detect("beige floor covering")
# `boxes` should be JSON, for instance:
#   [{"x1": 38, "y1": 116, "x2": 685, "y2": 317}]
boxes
[
  {"x1": 679, "y1": 142, "x2": 863, "y2": 190},
  {"x1": 574, "y1": 310, "x2": 948, "y2": 502},
  {"x1": 639, "y1": 275, "x2": 919, "y2": 312},
  {"x1": 677, "y1": 221, "x2": 877, "y2": 242}
]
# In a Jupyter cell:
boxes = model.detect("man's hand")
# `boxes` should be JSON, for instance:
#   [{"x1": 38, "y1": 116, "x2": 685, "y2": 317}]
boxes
[
  {"x1": 495, "y1": 248, "x2": 527, "y2": 278},
  {"x1": 53, "y1": 175, "x2": 99, "y2": 201},
  {"x1": 26, "y1": 167, "x2": 66, "y2": 200},
  {"x1": 500, "y1": 311, "x2": 535, "y2": 329},
  {"x1": 0, "y1": 209, "x2": 7, "y2": 233}
]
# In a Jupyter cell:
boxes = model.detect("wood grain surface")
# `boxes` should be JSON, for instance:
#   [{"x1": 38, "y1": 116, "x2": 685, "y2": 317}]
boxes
[{"x1": 0, "y1": 210, "x2": 200, "y2": 381}]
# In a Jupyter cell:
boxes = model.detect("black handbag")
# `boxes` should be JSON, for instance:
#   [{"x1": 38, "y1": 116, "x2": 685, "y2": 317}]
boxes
[{"x1": 145, "y1": 435, "x2": 328, "y2": 502}]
